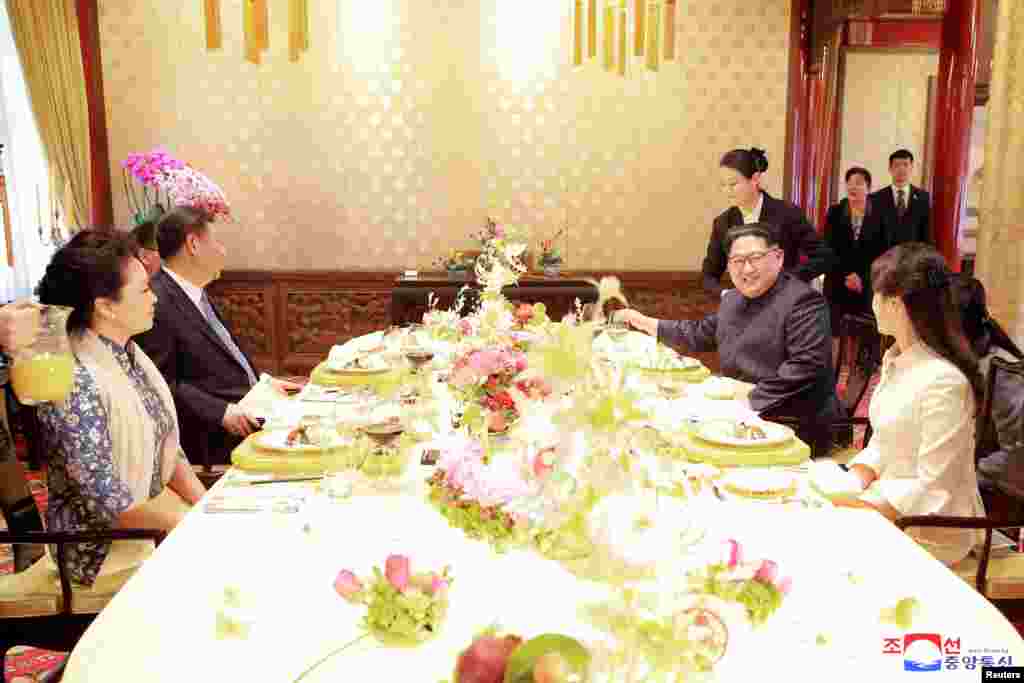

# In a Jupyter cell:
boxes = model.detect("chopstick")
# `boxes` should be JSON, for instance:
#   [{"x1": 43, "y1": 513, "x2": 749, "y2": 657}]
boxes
[{"x1": 247, "y1": 476, "x2": 324, "y2": 485}]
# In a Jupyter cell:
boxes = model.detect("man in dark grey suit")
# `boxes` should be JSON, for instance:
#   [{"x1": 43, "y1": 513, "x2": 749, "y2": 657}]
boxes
[
  {"x1": 135, "y1": 207, "x2": 270, "y2": 466},
  {"x1": 870, "y1": 149, "x2": 932, "y2": 249},
  {"x1": 619, "y1": 223, "x2": 842, "y2": 453}
]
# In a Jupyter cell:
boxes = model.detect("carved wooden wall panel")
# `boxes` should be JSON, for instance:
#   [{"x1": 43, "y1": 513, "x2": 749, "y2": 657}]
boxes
[{"x1": 284, "y1": 289, "x2": 391, "y2": 373}]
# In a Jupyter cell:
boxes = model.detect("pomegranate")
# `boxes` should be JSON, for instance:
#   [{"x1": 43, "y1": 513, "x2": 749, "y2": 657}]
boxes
[{"x1": 454, "y1": 634, "x2": 523, "y2": 683}]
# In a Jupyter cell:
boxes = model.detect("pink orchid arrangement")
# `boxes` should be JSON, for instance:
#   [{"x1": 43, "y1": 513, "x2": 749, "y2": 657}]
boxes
[
  {"x1": 121, "y1": 147, "x2": 186, "y2": 224},
  {"x1": 160, "y1": 165, "x2": 232, "y2": 222},
  {"x1": 123, "y1": 147, "x2": 185, "y2": 186},
  {"x1": 121, "y1": 147, "x2": 232, "y2": 225}
]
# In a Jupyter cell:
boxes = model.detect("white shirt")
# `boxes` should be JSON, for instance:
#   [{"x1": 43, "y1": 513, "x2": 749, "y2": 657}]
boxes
[
  {"x1": 741, "y1": 192, "x2": 764, "y2": 224},
  {"x1": 162, "y1": 266, "x2": 205, "y2": 315},
  {"x1": 850, "y1": 343, "x2": 985, "y2": 566}
]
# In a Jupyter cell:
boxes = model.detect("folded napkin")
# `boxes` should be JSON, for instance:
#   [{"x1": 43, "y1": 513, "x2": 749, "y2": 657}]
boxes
[
  {"x1": 237, "y1": 374, "x2": 286, "y2": 419},
  {"x1": 809, "y1": 461, "x2": 863, "y2": 501},
  {"x1": 328, "y1": 331, "x2": 386, "y2": 368}
]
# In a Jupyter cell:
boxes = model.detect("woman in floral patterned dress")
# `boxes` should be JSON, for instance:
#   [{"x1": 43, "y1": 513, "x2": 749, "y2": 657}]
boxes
[{"x1": 34, "y1": 230, "x2": 206, "y2": 586}]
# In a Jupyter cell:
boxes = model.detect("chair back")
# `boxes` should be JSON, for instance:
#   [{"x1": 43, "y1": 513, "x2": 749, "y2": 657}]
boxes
[
  {"x1": 836, "y1": 313, "x2": 882, "y2": 416},
  {"x1": 0, "y1": 396, "x2": 44, "y2": 571},
  {"x1": 977, "y1": 356, "x2": 1024, "y2": 462}
]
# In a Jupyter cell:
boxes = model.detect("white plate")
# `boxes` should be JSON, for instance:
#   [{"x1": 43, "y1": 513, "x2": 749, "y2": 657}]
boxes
[{"x1": 697, "y1": 419, "x2": 794, "y2": 447}]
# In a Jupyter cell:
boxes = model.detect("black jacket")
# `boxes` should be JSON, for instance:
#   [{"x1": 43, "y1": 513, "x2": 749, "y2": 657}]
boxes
[
  {"x1": 702, "y1": 192, "x2": 834, "y2": 295},
  {"x1": 869, "y1": 184, "x2": 932, "y2": 249},
  {"x1": 658, "y1": 272, "x2": 842, "y2": 448},
  {"x1": 823, "y1": 198, "x2": 887, "y2": 309},
  {"x1": 135, "y1": 269, "x2": 258, "y2": 466}
]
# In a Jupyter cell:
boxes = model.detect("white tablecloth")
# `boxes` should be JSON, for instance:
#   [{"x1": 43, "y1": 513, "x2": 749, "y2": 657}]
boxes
[
  {"x1": 62, "y1": 469, "x2": 1023, "y2": 682},
  {"x1": 61, "y1": 331, "x2": 1024, "y2": 681}
]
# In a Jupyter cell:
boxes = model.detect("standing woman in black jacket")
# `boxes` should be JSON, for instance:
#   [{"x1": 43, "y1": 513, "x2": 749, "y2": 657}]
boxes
[
  {"x1": 701, "y1": 147, "x2": 833, "y2": 296},
  {"x1": 823, "y1": 166, "x2": 887, "y2": 363}
]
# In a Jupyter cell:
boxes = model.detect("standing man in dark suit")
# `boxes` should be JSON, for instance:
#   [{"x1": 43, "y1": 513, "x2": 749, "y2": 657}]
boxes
[
  {"x1": 870, "y1": 149, "x2": 932, "y2": 249},
  {"x1": 135, "y1": 207, "x2": 286, "y2": 466}
]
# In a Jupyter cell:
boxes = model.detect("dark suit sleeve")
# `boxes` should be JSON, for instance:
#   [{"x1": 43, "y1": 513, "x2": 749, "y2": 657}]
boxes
[
  {"x1": 788, "y1": 207, "x2": 835, "y2": 282},
  {"x1": 656, "y1": 314, "x2": 718, "y2": 354},
  {"x1": 136, "y1": 314, "x2": 231, "y2": 429},
  {"x1": 701, "y1": 217, "x2": 727, "y2": 295},
  {"x1": 748, "y1": 290, "x2": 831, "y2": 413}
]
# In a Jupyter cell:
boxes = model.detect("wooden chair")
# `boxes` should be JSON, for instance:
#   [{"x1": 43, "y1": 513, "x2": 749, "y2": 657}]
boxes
[
  {"x1": 896, "y1": 442, "x2": 1024, "y2": 618},
  {"x1": 0, "y1": 395, "x2": 170, "y2": 678},
  {"x1": 0, "y1": 527, "x2": 166, "y2": 679},
  {"x1": 895, "y1": 516, "x2": 1024, "y2": 618},
  {"x1": 974, "y1": 357, "x2": 1024, "y2": 523}
]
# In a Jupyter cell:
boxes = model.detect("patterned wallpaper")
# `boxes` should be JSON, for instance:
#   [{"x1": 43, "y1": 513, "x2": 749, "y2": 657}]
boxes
[
  {"x1": 98, "y1": 0, "x2": 791, "y2": 271},
  {"x1": 837, "y1": 49, "x2": 939, "y2": 200}
]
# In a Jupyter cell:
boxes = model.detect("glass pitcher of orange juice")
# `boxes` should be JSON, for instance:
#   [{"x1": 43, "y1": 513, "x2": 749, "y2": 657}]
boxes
[{"x1": 10, "y1": 305, "x2": 75, "y2": 405}]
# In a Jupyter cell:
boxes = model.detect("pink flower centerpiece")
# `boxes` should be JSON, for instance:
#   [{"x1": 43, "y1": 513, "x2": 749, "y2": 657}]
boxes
[
  {"x1": 426, "y1": 435, "x2": 535, "y2": 552},
  {"x1": 448, "y1": 346, "x2": 549, "y2": 433}
]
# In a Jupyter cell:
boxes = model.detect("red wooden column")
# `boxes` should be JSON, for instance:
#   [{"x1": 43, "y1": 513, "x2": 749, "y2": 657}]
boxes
[
  {"x1": 930, "y1": 0, "x2": 983, "y2": 270},
  {"x1": 76, "y1": 0, "x2": 114, "y2": 229},
  {"x1": 783, "y1": 0, "x2": 811, "y2": 206}
]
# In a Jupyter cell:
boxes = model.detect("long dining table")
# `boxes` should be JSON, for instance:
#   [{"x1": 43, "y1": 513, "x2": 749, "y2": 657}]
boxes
[{"x1": 61, "y1": 330, "x2": 1024, "y2": 682}]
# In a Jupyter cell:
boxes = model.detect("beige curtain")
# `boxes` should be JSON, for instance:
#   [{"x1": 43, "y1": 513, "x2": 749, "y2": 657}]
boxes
[
  {"x1": 975, "y1": 0, "x2": 1024, "y2": 341},
  {"x1": 4, "y1": 0, "x2": 91, "y2": 232}
]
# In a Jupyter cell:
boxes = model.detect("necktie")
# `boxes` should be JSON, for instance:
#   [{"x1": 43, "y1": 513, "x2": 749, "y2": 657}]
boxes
[
  {"x1": 896, "y1": 189, "x2": 907, "y2": 219},
  {"x1": 200, "y1": 292, "x2": 257, "y2": 386}
]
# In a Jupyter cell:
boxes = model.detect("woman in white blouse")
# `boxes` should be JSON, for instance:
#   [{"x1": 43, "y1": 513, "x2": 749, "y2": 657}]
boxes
[{"x1": 838, "y1": 243, "x2": 985, "y2": 566}]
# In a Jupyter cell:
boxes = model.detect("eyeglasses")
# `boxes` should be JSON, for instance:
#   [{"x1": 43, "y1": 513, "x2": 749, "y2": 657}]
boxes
[{"x1": 727, "y1": 249, "x2": 780, "y2": 269}]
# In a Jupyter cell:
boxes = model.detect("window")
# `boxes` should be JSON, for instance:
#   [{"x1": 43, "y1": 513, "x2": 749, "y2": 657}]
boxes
[{"x1": 0, "y1": 3, "x2": 61, "y2": 302}]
